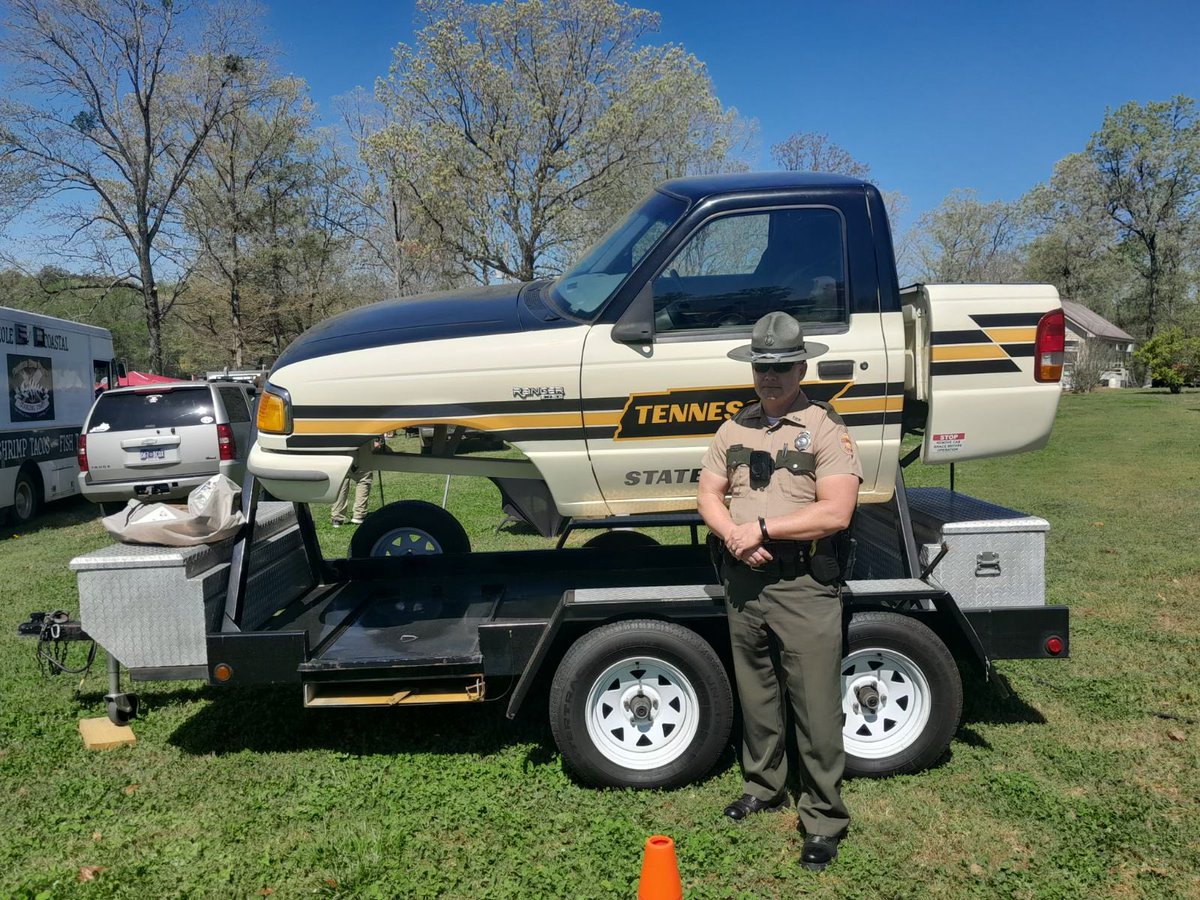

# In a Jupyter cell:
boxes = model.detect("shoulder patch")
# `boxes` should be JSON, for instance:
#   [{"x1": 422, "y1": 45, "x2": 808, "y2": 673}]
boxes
[
  {"x1": 810, "y1": 399, "x2": 845, "y2": 426},
  {"x1": 732, "y1": 401, "x2": 763, "y2": 425}
]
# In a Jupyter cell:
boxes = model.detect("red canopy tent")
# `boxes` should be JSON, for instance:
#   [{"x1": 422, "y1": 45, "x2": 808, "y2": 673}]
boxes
[{"x1": 116, "y1": 371, "x2": 190, "y2": 387}]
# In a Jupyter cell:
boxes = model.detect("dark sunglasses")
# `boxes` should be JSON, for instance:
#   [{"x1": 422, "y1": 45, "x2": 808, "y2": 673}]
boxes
[{"x1": 752, "y1": 362, "x2": 797, "y2": 374}]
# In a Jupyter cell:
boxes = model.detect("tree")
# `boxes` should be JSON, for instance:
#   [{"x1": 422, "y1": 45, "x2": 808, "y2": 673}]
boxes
[
  {"x1": 915, "y1": 189, "x2": 1027, "y2": 282},
  {"x1": 1087, "y1": 96, "x2": 1200, "y2": 337},
  {"x1": 183, "y1": 72, "x2": 313, "y2": 366},
  {"x1": 338, "y1": 88, "x2": 465, "y2": 295},
  {"x1": 1066, "y1": 339, "x2": 1117, "y2": 394},
  {"x1": 372, "y1": 0, "x2": 749, "y2": 283},
  {"x1": 1133, "y1": 326, "x2": 1200, "y2": 393},
  {"x1": 0, "y1": 0, "x2": 264, "y2": 373},
  {"x1": 770, "y1": 132, "x2": 871, "y2": 179}
]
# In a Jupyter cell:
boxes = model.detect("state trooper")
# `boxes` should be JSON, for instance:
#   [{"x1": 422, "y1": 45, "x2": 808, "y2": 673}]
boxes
[{"x1": 697, "y1": 312, "x2": 862, "y2": 872}]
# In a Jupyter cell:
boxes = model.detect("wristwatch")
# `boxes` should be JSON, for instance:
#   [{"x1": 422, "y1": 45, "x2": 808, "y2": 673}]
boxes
[{"x1": 758, "y1": 516, "x2": 770, "y2": 542}]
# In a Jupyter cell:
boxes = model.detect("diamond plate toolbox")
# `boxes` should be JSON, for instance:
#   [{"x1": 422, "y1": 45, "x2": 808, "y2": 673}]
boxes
[
  {"x1": 909, "y1": 488, "x2": 1048, "y2": 609},
  {"x1": 70, "y1": 502, "x2": 312, "y2": 670}
]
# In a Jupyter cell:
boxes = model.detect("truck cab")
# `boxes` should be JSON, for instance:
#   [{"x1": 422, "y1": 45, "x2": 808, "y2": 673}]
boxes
[{"x1": 250, "y1": 173, "x2": 1063, "y2": 525}]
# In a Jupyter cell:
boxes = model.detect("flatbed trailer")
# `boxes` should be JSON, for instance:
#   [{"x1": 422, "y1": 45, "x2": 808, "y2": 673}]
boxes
[{"x1": 37, "y1": 471, "x2": 1068, "y2": 789}]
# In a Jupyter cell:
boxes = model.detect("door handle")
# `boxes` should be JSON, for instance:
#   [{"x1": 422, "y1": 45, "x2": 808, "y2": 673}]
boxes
[{"x1": 817, "y1": 360, "x2": 854, "y2": 380}]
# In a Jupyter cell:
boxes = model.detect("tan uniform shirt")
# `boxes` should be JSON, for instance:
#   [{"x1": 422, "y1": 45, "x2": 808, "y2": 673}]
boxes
[{"x1": 700, "y1": 393, "x2": 863, "y2": 525}]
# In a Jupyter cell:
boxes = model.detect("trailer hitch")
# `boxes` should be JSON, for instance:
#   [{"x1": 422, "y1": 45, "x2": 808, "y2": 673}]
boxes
[{"x1": 17, "y1": 610, "x2": 96, "y2": 679}]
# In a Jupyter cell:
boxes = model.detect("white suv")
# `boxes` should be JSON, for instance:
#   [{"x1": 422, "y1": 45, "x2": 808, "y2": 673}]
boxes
[{"x1": 79, "y1": 381, "x2": 256, "y2": 513}]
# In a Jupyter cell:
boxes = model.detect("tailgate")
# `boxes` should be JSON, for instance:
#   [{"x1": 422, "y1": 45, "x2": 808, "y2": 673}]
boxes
[{"x1": 903, "y1": 284, "x2": 1062, "y2": 464}]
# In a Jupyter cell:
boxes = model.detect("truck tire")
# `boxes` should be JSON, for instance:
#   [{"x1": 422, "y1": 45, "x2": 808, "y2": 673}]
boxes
[
  {"x1": 10, "y1": 467, "x2": 40, "y2": 526},
  {"x1": 549, "y1": 619, "x2": 733, "y2": 789},
  {"x1": 580, "y1": 530, "x2": 659, "y2": 550},
  {"x1": 349, "y1": 500, "x2": 470, "y2": 558},
  {"x1": 841, "y1": 612, "x2": 963, "y2": 778}
]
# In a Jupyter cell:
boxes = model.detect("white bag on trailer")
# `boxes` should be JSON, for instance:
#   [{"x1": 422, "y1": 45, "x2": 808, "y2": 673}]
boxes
[{"x1": 101, "y1": 474, "x2": 245, "y2": 546}]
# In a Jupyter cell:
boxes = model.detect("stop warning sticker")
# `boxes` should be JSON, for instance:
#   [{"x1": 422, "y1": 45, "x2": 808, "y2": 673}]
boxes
[{"x1": 931, "y1": 433, "x2": 965, "y2": 453}]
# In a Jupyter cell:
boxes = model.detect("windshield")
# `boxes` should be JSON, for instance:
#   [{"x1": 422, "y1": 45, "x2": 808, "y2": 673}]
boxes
[{"x1": 550, "y1": 190, "x2": 687, "y2": 318}]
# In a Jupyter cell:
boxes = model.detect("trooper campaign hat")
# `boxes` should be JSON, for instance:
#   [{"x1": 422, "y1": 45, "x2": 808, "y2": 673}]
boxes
[{"x1": 727, "y1": 312, "x2": 829, "y2": 363}]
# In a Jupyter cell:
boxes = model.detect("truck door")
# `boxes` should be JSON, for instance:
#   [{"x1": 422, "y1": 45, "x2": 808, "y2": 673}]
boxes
[{"x1": 580, "y1": 198, "x2": 896, "y2": 514}]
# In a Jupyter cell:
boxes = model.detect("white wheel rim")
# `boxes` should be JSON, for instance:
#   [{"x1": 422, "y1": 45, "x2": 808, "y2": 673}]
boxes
[
  {"x1": 585, "y1": 656, "x2": 700, "y2": 771},
  {"x1": 841, "y1": 647, "x2": 932, "y2": 759},
  {"x1": 371, "y1": 527, "x2": 444, "y2": 557}
]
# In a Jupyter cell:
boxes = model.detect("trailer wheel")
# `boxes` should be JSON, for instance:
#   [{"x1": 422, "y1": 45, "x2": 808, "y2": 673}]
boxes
[
  {"x1": 841, "y1": 612, "x2": 962, "y2": 777},
  {"x1": 580, "y1": 530, "x2": 659, "y2": 550},
  {"x1": 549, "y1": 619, "x2": 733, "y2": 789},
  {"x1": 10, "y1": 467, "x2": 39, "y2": 526},
  {"x1": 350, "y1": 500, "x2": 470, "y2": 558}
]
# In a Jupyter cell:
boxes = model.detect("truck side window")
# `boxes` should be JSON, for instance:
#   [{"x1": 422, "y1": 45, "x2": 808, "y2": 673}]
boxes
[
  {"x1": 653, "y1": 207, "x2": 847, "y2": 334},
  {"x1": 92, "y1": 360, "x2": 111, "y2": 395},
  {"x1": 218, "y1": 387, "x2": 250, "y2": 423}
]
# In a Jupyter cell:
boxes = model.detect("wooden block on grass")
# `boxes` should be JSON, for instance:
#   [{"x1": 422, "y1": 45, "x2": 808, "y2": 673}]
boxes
[{"x1": 79, "y1": 717, "x2": 136, "y2": 750}]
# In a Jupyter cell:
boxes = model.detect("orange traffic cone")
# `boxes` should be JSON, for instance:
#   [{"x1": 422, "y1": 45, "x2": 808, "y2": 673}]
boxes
[{"x1": 637, "y1": 834, "x2": 683, "y2": 900}]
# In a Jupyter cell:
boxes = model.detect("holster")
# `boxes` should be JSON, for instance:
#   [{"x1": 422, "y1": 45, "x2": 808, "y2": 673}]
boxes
[{"x1": 807, "y1": 530, "x2": 857, "y2": 586}]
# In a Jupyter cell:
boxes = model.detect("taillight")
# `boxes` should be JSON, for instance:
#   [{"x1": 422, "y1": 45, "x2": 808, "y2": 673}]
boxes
[
  {"x1": 1035, "y1": 308, "x2": 1065, "y2": 383},
  {"x1": 217, "y1": 423, "x2": 236, "y2": 461},
  {"x1": 77, "y1": 433, "x2": 89, "y2": 473}
]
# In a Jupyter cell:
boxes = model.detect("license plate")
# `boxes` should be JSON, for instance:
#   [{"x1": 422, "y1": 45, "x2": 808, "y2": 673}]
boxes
[{"x1": 139, "y1": 448, "x2": 167, "y2": 461}]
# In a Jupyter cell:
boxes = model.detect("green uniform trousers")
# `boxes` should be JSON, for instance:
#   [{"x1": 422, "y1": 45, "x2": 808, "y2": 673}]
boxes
[{"x1": 724, "y1": 561, "x2": 850, "y2": 837}]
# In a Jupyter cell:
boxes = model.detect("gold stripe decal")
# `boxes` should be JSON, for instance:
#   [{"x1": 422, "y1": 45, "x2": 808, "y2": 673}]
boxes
[
  {"x1": 931, "y1": 344, "x2": 1008, "y2": 362},
  {"x1": 983, "y1": 327, "x2": 1036, "y2": 343},
  {"x1": 292, "y1": 411, "x2": 584, "y2": 436}
]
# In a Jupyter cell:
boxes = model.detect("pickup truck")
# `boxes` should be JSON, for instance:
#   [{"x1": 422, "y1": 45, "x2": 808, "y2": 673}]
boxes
[
  {"x1": 249, "y1": 172, "x2": 1064, "y2": 551},
  {"x1": 29, "y1": 173, "x2": 1069, "y2": 793}
]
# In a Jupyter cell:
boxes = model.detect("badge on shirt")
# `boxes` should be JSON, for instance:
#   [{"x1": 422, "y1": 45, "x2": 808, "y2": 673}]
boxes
[
  {"x1": 794, "y1": 431, "x2": 811, "y2": 451},
  {"x1": 839, "y1": 430, "x2": 855, "y2": 457}
]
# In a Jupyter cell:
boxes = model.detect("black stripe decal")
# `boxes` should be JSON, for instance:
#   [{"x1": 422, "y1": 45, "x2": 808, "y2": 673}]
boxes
[
  {"x1": 969, "y1": 313, "x2": 1044, "y2": 328},
  {"x1": 931, "y1": 360, "x2": 1022, "y2": 376},
  {"x1": 931, "y1": 329, "x2": 990, "y2": 346},
  {"x1": 285, "y1": 428, "x2": 603, "y2": 449},
  {"x1": 1, "y1": 426, "x2": 80, "y2": 469},
  {"x1": 286, "y1": 435, "x2": 370, "y2": 449},
  {"x1": 840, "y1": 381, "x2": 904, "y2": 398},
  {"x1": 294, "y1": 398, "x2": 581, "y2": 418},
  {"x1": 1001, "y1": 343, "x2": 1036, "y2": 357}
]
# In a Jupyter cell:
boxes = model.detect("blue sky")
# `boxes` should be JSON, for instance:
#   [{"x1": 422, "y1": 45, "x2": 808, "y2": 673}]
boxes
[{"x1": 266, "y1": 0, "x2": 1200, "y2": 231}]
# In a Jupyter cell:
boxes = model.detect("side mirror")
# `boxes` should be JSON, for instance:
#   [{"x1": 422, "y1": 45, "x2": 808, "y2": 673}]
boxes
[
  {"x1": 115, "y1": 361, "x2": 127, "y2": 379},
  {"x1": 610, "y1": 283, "x2": 654, "y2": 345}
]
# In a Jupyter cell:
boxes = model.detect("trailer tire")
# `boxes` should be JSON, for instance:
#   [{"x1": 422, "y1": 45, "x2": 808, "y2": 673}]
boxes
[
  {"x1": 350, "y1": 500, "x2": 470, "y2": 558},
  {"x1": 580, "y1": 530, "x2": 659, "y2": 550},
  {"x1": 841, "y1": 612, "x2": 962, "y2": 778},
  {"x1": 550, "y1": 619, "x2": 733, "y2": 789},
  {"x1": 10, "y1": 467, "x2": 40, "y2": 526}
]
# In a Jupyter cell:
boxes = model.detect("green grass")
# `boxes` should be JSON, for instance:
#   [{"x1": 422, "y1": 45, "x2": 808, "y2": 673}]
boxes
[{"x1": 2, "y1": 391, "x2": 1198, "y2": 898}]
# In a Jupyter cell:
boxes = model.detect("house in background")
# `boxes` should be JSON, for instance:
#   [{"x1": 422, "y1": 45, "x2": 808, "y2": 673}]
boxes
[{"x1": 1061, "y1": 299, "x2": 1137, "y2": 388}]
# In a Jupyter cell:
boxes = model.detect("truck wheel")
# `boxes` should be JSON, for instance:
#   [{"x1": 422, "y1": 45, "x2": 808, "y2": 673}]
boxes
[
  {"x1": 10, "y1": 468, "x2": 39, "y2": 526},
  {"x1": 349, "y1": 500, "x2": 470, "y2": 558},
  {"x1": 841, "y1": 612, "x2": 963, "y2": 778},
  {"x1": 580, "y1": 530, "x2": 659, "y2": 550},
  {"x1": 549, "y1": 619, "x2": 733, "y2": 789}
]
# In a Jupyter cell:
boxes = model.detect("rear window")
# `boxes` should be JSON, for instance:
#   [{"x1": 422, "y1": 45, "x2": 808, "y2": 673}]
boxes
[{"x1": 88, "y1": 389, "x2": 215, "y2": 433}]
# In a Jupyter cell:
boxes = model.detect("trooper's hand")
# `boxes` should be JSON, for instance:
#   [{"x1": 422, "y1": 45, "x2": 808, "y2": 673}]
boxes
[{"x1": 726, "y1": 522, "x2": 773, "y2": 566}]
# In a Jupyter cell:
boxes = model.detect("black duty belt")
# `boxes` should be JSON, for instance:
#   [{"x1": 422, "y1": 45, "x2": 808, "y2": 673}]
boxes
[{"x1": 724, "y1": 540, "x2": 810, "y2": 575}]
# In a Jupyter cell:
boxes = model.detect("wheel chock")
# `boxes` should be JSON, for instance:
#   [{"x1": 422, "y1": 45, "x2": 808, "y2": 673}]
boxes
[
  {"x1": 78, "y1": 716, "x2": 136, "y2": 750},
  {"x1": 637, "y1": 834, "x2": 682, "y2": 900}
]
